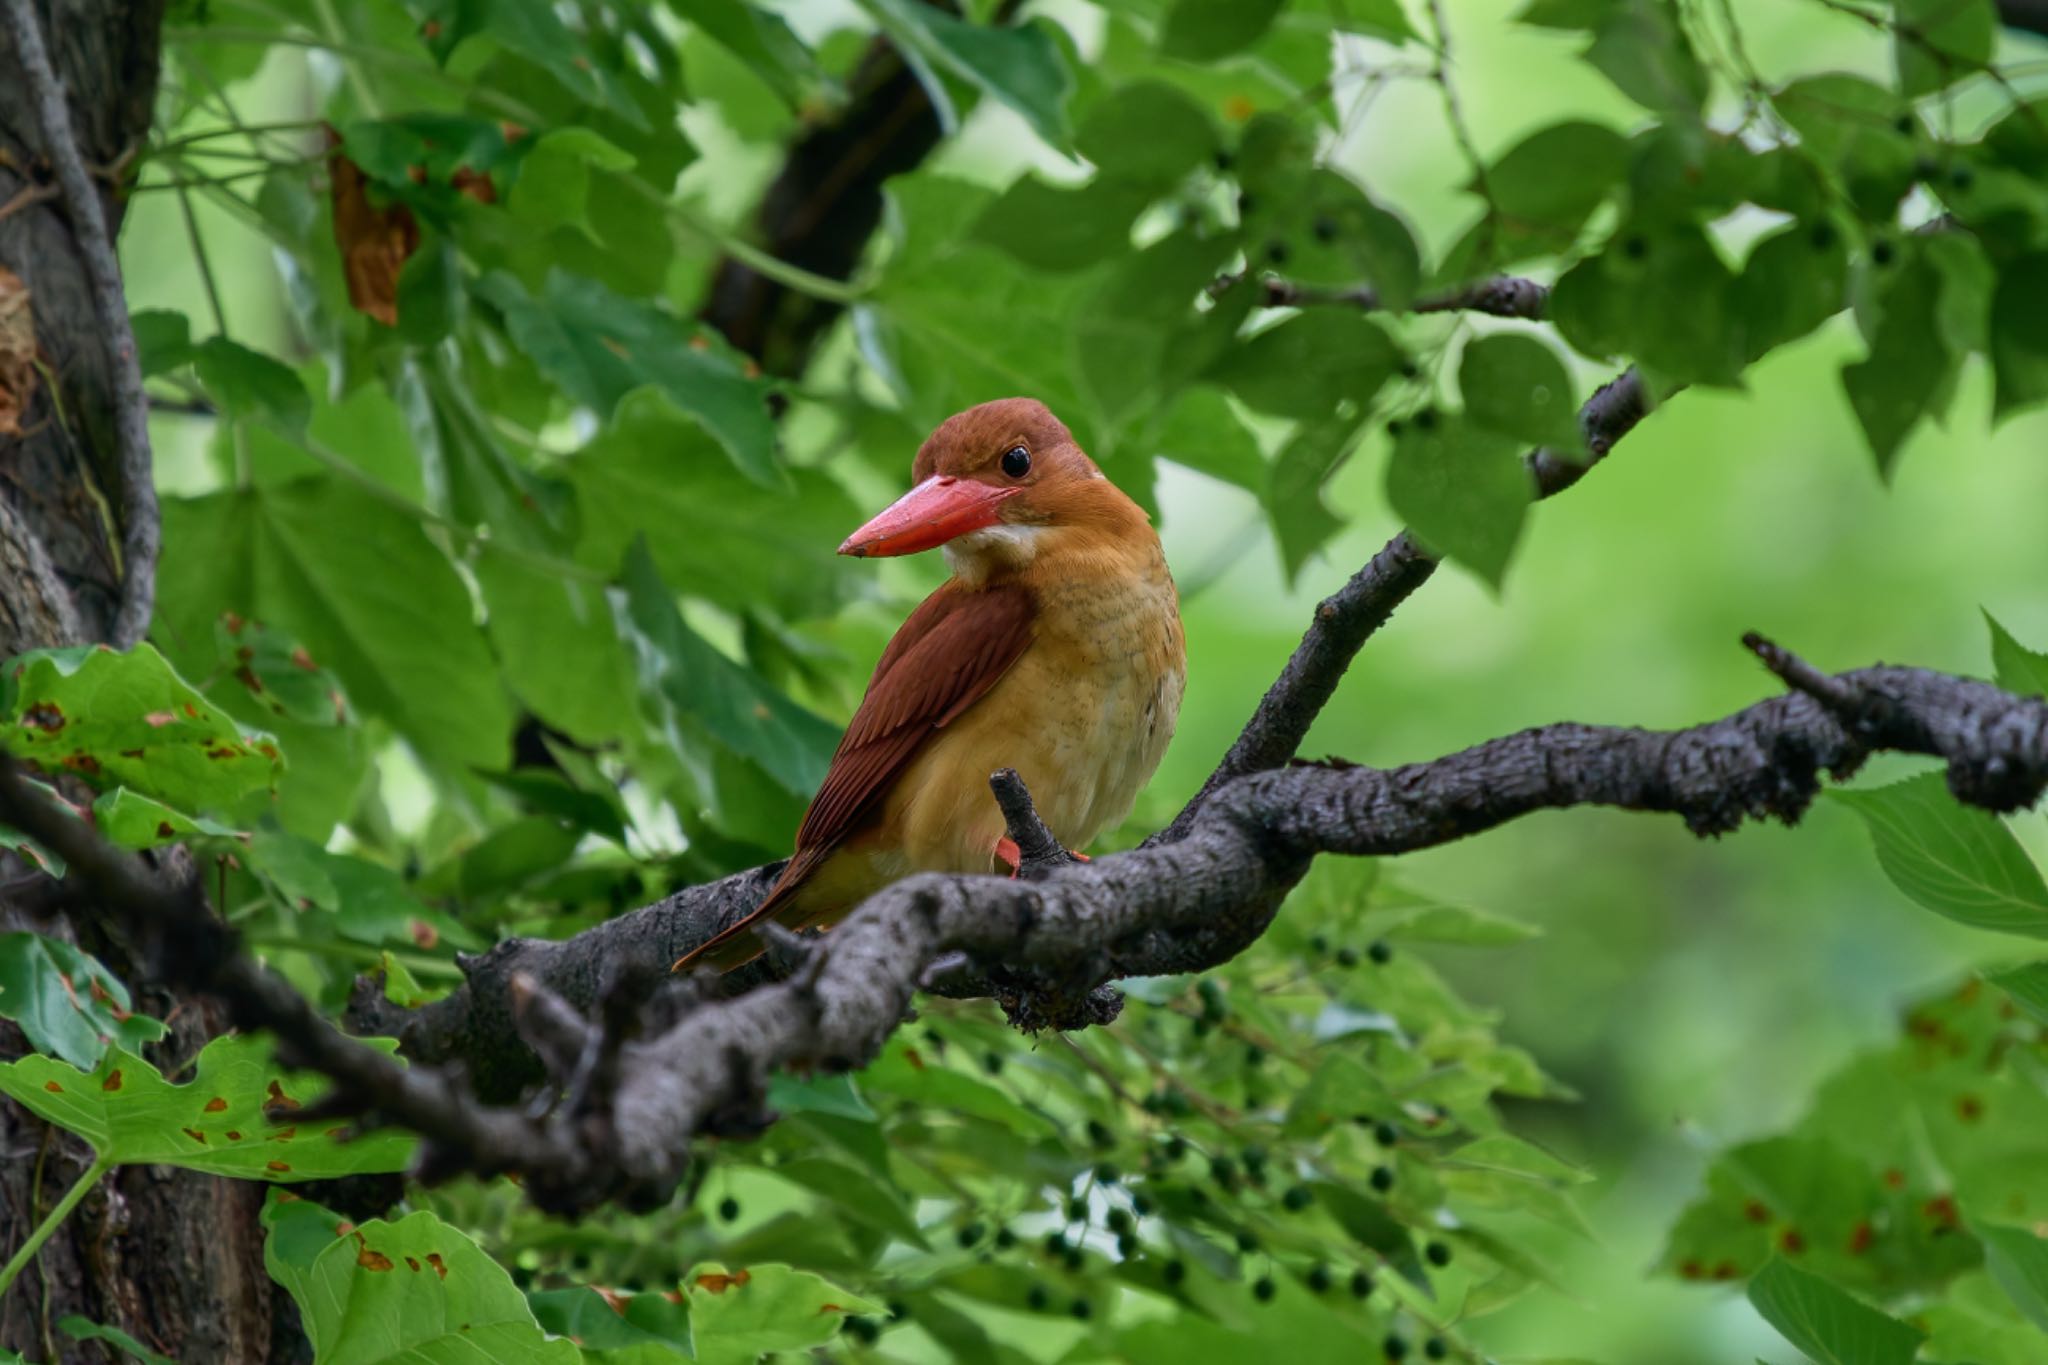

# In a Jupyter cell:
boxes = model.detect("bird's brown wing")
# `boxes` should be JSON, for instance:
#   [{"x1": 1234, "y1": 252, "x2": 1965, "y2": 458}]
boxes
[{"x1": 674, "y1": 580, "x2": 1037, "y2": 971}]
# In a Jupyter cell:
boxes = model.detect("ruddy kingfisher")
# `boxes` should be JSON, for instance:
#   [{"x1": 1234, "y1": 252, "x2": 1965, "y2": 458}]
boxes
[{"x1": 676, "y1": 398, "x2": 1185, "y2": 971}]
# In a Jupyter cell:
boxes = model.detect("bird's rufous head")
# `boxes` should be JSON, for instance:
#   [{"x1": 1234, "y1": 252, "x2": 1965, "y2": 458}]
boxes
[{"x1": 839, "y1": 398, "x2": 1116, "y2": 562}]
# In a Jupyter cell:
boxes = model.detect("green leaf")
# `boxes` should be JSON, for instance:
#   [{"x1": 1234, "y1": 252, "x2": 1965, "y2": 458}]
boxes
[
  {"x1": 854, "y1": 0, "x2": 1073, "y2": 151},
  {"x1": 1986, "y1": 961, "x2": 2048, "y2": 1026},
  {"x1": 263, "y1": 1198, "x2": 579, "y2": 1363},
  {"x1": 1986, "y1": 611, "x2": 2048, "y2": 698},
  {"x1": 616, "y1": 538, "x2": 837, "y2": 798},
  {"x1": 0, "y1": 1035, "x2": 415, "y2": 1178},
  {"x1": 0, "y1": 642, "x2": 282, "y2": 809},
  {"x1": 1205, "y1": 311, "x2": 1402, "y2": 420},
  {"x1": 1159, "y1": 0, "x2": 1285, "y2": 60},
  {"x1": 1149, "y1": 387, "x2": 1265, "y2": 491},
  {"x1": 1076, "y1": 81, "x2": 1218, "y2": 187},
  {"x1": 476, "y1": 269, "x2": 779, "y2": 486},
  {"x1": 193, "y1": 337, "x2": 311, "y2": 434},
  {"x1": 1979, "y1": 1222, "x2": 2048, "y2": 1331},
  {"x1": 1072, "y1": 230, "x2": 1239, "y2": 425},
  {"x1": 474, "y1": 556, "x2": 639, "y2": 746},
  {"x1": 528, "y1": 1284, "x2": 691, "y2": 1353},
  {"x1": 1829, "y1": 773, "x2": 2048, "y2": 938},
  {"x1": 411, "y1": 0, "x2": 644, "y2": 128},
  {"x1": 681, "y1": 1262, "x2": 883, "y2": 1365},
  {"x1": 131, "y1": 309, "x2": 194, "y2": 377},
  {"x1": 1265, "y1": 416, "x2": 1358, "y2": 581},
  {"x1": 57, "y1": 1317, "x2": 176, "y2": 1365},
  {"x1": 1896, "y1": 0, "x2": 1995, "y2": 96},
  {"x1": 91, "y1": 788, "x2": 243, "y2": 849},
  {"x1": 1736, "y1": 220, "x2": 1850, "y2": 362},
  {"x1": 0, "y1": 933, "x2": 167, "y2": 1069},
  {"x1": 1385, "y1": 414, "x2": 1531, "y2": 590},
  {"x1": 213, "y1": 614, "x2": 351, "y2": 728},
  {"x1": 1584, "y1": 0, "x2": 1707, "y2": 118},
  {"x1": 244, "y1": 831, "x2": 455, "y2": 950},
  {"x1": 1484, "y1": 120, "x2": 1631, "y2": 228},
  {"x1": 1363, "y1": 882, "x2": 1541, "y2": 945},
  {"x1": 506, "y1": 127, "x2": 638, "y2": 234},
  {"x1": 1460, "y1": 334, "x2": 1583, "y2": 450},
  {"x1": 682, "y1": 0, "x2": 826, "y2": 110},
  {"x1": 156, "y1": 479, "x2": 513, "y2": 769},
  {"x1": 1843, "y1": 252, "x2": 1955, "y2": 477},
  {"x1": 1747, "y1": 1257, "x2": 1923, "y2": 1365},
  {"x1": 1990, "y1": 252, "x2": 2048, "y2": 421},
  {"x1": 971, "y1": 174, "x2": 1153, "y2": 272}
]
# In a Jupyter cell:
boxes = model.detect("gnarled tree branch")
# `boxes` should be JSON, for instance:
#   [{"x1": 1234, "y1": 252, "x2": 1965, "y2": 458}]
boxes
[{"x1": 7, "y1": 647, "x2": 2048, "y2": 1214}]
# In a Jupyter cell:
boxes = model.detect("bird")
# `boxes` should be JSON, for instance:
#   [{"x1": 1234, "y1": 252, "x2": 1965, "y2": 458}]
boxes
[{"x1": 674, "y1": 397, "x2": 1185, "y2": 972}]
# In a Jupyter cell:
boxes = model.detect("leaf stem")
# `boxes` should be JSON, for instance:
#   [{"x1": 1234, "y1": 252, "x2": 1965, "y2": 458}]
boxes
[{"x1": 0, "y1": 1155, "x2": 112, "y2": 1302}]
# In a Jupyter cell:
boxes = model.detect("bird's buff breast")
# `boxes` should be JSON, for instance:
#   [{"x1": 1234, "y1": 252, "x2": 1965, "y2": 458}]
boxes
[{"x1": 875, "y1": 567, "x2": 1183, "y2": 880}]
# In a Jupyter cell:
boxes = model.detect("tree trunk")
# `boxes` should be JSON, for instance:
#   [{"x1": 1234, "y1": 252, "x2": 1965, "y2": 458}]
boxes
[{"x1": 1, "y1": 3, "x2": 285, "y2": 1359}]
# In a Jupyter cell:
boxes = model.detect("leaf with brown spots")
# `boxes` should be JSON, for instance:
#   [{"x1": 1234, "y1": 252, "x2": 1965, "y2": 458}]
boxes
[
  {"x1": 0, "y1": 1034, "x2": 413, "y2": 1179},
  {"x1": 0, "y1": 931, "x2": 167, "y2": 1068},
  {"x1": 263, "y1": 1204, "x2": 578, "y2": 1362}
]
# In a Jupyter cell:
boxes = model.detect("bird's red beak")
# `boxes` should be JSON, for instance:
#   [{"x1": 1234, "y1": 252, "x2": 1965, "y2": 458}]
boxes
[{"x1": 838, "y1": 476, "x2": 1022, "y2": 557}]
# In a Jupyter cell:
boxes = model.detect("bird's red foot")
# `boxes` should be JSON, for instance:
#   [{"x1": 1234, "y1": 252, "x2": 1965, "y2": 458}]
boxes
[
  {"x1": 1070, "y1": 850, "x2": 1090, "y2": 861},
  {"x1": 995, "y1": 836, "x2": 1021, "y2": 876}
]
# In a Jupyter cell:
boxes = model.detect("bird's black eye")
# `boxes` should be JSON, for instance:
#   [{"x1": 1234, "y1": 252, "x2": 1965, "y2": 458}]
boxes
[{"x1": 1000, "y1": 445, "x2": 1031, "y2": 479}]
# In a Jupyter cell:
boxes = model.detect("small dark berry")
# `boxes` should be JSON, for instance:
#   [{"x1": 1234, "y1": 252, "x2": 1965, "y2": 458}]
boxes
[
  {"x1": 1375, "y1": 1121, "x2": 1400, "y2": 1146},
  {"x1": 1096, "y1": 1163, "x2": 1120, "y2": 1184},
  {"x1": 1385, "y1": 1334, "x2": 1410, "y2": 1361},
  {"x1": 1164, "y1": 1258, "x2": 1188, "y2": 1285},
  {"x1": 1025, "y1": 1284, "x2": 1050, "y2": 1311},
  {"x1": 1310, "y1": 934, "x2": 1330, "y2": 953},
  {"x1": 1071, "y1": 1297, "x2": 1093, "y2": 1319},
  {"x1": 1894, "y1": 113, "x2": 1916, "y2": 135},
  {"x1": 1413, "y1": 408, "x2": 1437, "y2": 432},
  {"x1": 845, "y1": 1315, "x2": 881, "y2": 1342},
  {"x1": 1266, "y1": 239, "x2": 1290, "y2": 265},
  {"x1": 1238, "y1": 191, "x2": 1257, "y2": 216},
  {"x1": 1350, "y1": 1268, "x2": 1375, "y2": 1298},
  {"x1": 1063, "y1": 1247, "x2": 1084, "y2": 1271},
  {"x1": 1242, "y1": 1143, "x2": 1268, "y2": 1169},
  {"x1": 1086, "y1": 1119, "x2": 1113, "y2": 1148},
  {"x1": 510, "y1": 1265, "x2": 534, "y2": 1287},
  {"x1": 1245, "y1": 1044, "x2": 1266, "y2": 1067},
  {"x1": 1236, "y1": 1228, "x2": 1259, "y2": 1253},
  {"x1": 1066, "y1": 1194, "x2": 1088, "y2": 1222},
  {"x1": 1164, "y1": 1136, "x2": 1188, "y2": 1161},
  {"x1": 1044, "y1": 1231, "x2": 1068, "y2": 1256},
  {"x1": 1116, "y1": 1232, "x2": 1139, "y2": 1258},
  {"x1": 1951, "y1": 164, "x2": 1974, "y2": 189},
  {"x1": 1398, "y1": 360, "x2": 1420, "y2": 379},
  {"x1": 1131, "y1": 1193, "x2": 1154, "y2": 1216},
  {"x1": 1211, "y1": 1155, "x2": 1238, "y2": 1184},
  {"x1": 717, "y1": 1196, "x2": 741, "y2": 1222},
  {"x1": 957, "y1": 1221, "x2": 984, "y2": 1248},
  {"x1": 886, "y1": 1298, "x2": 909, "y2": 1321},
  {"x1": 1425, "y1": 1240, "x2": 1453, "y2": 1268},
  {"x1": 981, "y1": 1051, "x2": 1004, "y2": 1075},
  {"x1": 1622, "y1": 233, "x2": 1647, "y2": 259},
  {"x1": 1386, "y1": 419, "x2": 1404, "y2": 437},
  {"x1": 570, "y1": 1251, "x2": 593, "y2": 1270},
  {"x1": 1307, "y1": 1263, "x2": 1334, "y2": 1293},
  {"x1": 1913, "y1": 156, "x2": 1939, "y2": 181},
  {"x1": 1810, "y1": 221, "x2": 1836, "y2": 251},
  {"x1": 1368, "y1": 940, "x2": 1393, "y2": 964},
  {"x1": 1872, "y1": 239, "x2": 1895, "y2": 266},
  {"x1": 995, "y1": 1226, "x2": 1018, "y2": 1250},
  {"x1": 1107, "y1": 1208, "x2": 1134, "y2": 1234},
  {"x1": 1188, "y1": 1185, "x2": 1210, "y2": 1208},
  {"x1": 1336, "y1": 946, "x2": 1362, "y2": 968},
  {"x1": 1370, "y1": 1165, "x2": 1395, "y2": 1193},
  {"x1": 1253, "y1": 1276, "x2": 1277, "y2": 1301},
  {"x1": 1214, "y1": 150, "x2": 1235, "y2": 171},
  {"x1": 1424, "y1": 1339, "x2": 1449, "y2": 1361},
  {"x1": 1313, "y1": 214, "x2": 1337, "y2": 242},
  {"x1": 1283, "y1": 1185, "x2": 1314, "y2": 1212},
  {"x1": 1191, "y1": 1017, "x2": 1213, "y2": 1038}
]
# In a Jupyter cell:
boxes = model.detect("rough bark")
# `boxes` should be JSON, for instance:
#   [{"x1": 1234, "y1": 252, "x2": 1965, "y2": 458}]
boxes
[{"x1": 0, "y1": 3, "x2": 288, "y2": 1360}]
